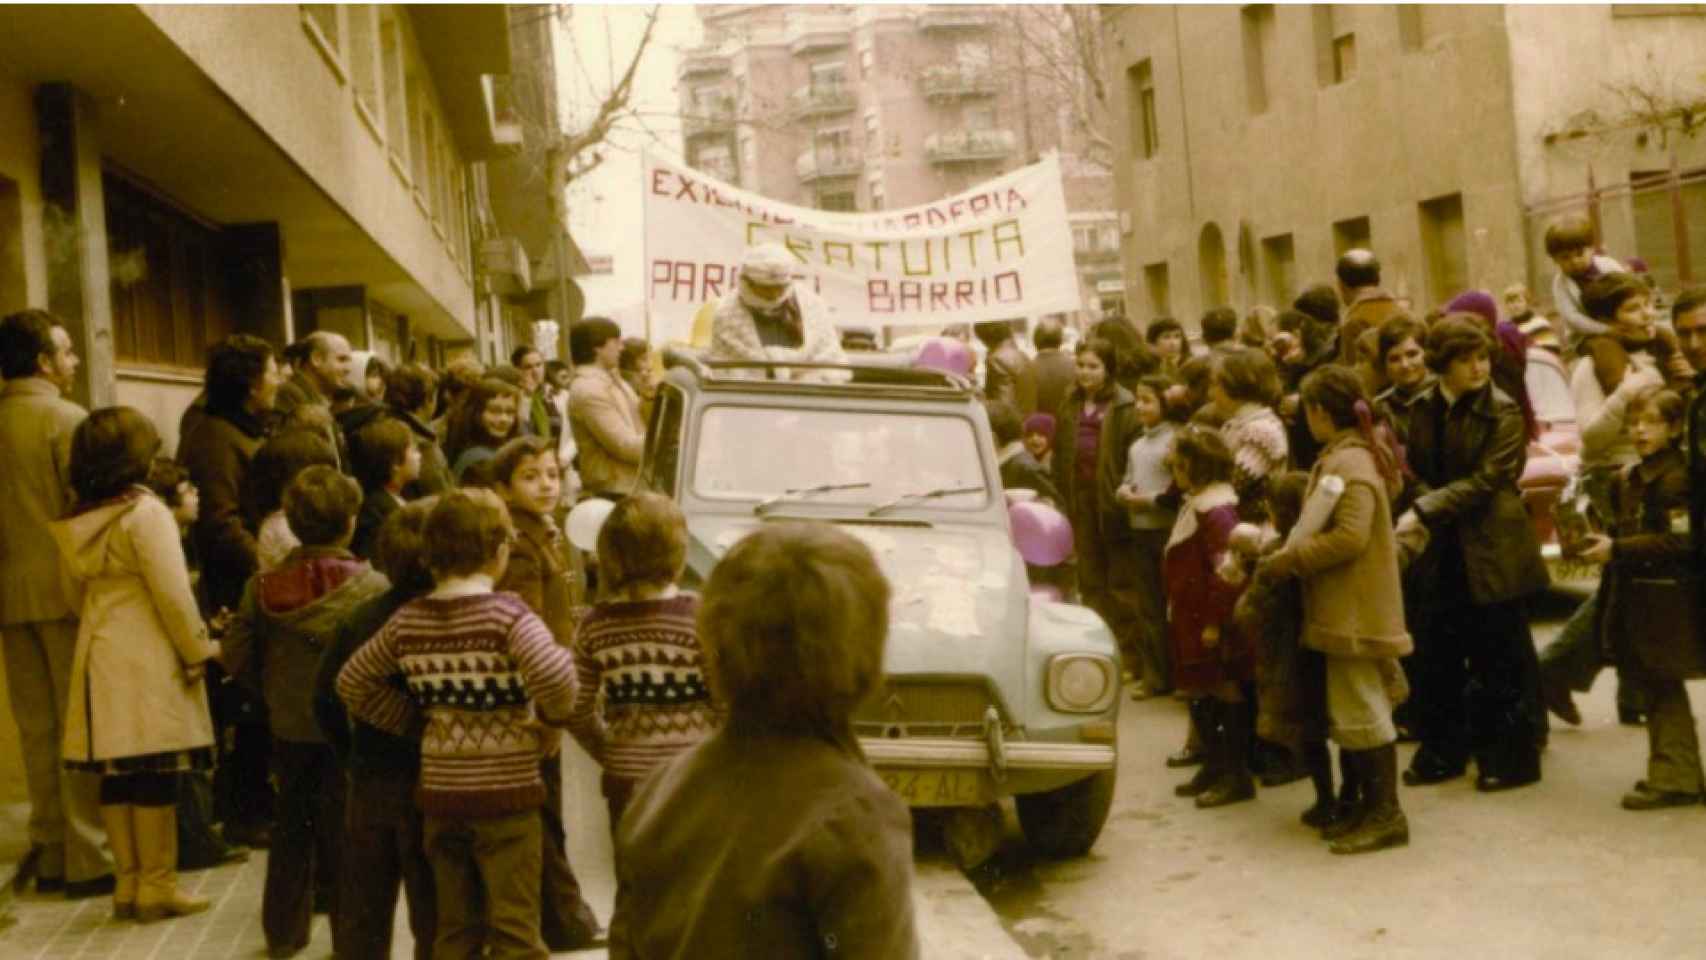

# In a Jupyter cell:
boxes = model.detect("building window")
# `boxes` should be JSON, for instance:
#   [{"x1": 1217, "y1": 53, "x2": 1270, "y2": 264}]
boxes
[
  {"x1": 819, "y1": 190, "x2": 856, "y2": 212},
  {"x1": 1260, "y1": 233, "x2": 1296, "y2": 307},
  {"x1": 300, "y1": 5, "x2": 346, "y2": 80},
  {"x1": 1241, "y1": 5, "x2": 1274, "y2": 114},
  {"x1": 816, "y1": 126, "x2": 853, "y2": 163},
  {"x1": 1332, "y1": 215, "x2": 1372, "y2": 255},
  {"x1": 1314, "y1": 6, "x2": 1356, "y2": 86},
  {"x1": 1418, "y1": 193, "x2": 1467, "y2": 310},
  {"x1": 1128, "y1": 60, "x2": 1158, "y2": 159},
  {"x1": 1629, "y1": 169, "x2": 1706, "y2": 295},
  {"x1": 406, "y1": 73, "x2": 427, "y2": 190},
  {"x1": 1397, "y1": 5, "x2": 1424, "y2": 51},
  {"x1": 348, "y1": 6, "x2": 382, "y2": 135},
  {"x1": 1143, "y1": 261, "x2": 1170, "y2": 318},
  {"x1": 810, "y1": 61, "x2": 847, "y2": 92},
  {"x1": 696, "y1": 143, "x2": 736, "y2": 182},
  {"x1": 963, "y1": 104, "x2": 995, "y2": 131},
  {"x1": 956, "y1": 40, "x2": 991, "y2": 68},
  {"x1": 104, "y1": 175, "x2": 234, "y2": 371},
  {"x1": 381, "y1": 10, "x2": 409, "y2": 175}
]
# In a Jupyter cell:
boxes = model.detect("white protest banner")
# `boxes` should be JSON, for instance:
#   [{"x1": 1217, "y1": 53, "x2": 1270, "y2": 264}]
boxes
[{"x1": 641, "y1": 151, "x2": 1082, "y2": 344}]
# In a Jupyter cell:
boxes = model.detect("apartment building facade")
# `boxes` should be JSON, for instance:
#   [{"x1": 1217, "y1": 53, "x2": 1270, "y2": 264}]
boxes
[
  {"x1": 0, "y1": 4, "x2": 574, "y2": 452},
  {"x1": 678, "y1": 3, "x2": 1122, "y2": 327},
  {"x1": 1104, "y1": 4, "x2": 1706, "y2": 329}
]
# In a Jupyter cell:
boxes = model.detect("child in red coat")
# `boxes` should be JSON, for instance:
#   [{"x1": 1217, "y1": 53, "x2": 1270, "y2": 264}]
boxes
[{"x1": 1165, "y1": 426, "x2": 1254, "y2": 808}]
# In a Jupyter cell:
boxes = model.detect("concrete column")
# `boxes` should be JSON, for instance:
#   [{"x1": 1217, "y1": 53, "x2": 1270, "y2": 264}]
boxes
[
  {"x1": 35, "y1": 83, "x2": 114, "y2": 409},
  {"x1": 225, "y1": 222, "x2": 289, "y2": 346}
]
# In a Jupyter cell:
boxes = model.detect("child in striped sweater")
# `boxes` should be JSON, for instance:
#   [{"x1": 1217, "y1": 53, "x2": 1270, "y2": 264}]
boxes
[
  {"x1": 566, "y1": 492, "x2": 719, "y2": 838},
  {"x1": 338, "y1": 488, "x2": 577, "y2": 958}
]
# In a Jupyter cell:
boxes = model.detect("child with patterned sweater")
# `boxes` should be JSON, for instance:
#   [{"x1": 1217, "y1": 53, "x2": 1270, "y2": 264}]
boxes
[
  {"x1": 338, "y1": 488, "x2": 578, "y2": 960},
  {"x1": 566, "y1": 493, "x2": 718, "y2": 839}
]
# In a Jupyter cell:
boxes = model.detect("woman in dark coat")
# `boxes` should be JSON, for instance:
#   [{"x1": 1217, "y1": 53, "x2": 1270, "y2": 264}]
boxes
[
  {"x1": 1396, "y1": 316, "x2": 1549, "y2": 792},
  {"x1": 1052, "y1": 338, "x2": 1144, "y2": 679}
]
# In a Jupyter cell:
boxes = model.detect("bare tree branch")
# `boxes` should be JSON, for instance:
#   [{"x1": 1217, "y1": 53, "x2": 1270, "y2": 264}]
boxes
[{"x1": 560, "y1": 4, "x2": 663, "y2": 182}]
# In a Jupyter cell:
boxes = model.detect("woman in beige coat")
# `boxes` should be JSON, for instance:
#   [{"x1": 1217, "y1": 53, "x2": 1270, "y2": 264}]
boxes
[
  {"x1": 1262, "y1": 367, "x2": 1412, "y2": 857},
  {"x1": 50, "y1": 407, "x2": 220, "y2": 922}
]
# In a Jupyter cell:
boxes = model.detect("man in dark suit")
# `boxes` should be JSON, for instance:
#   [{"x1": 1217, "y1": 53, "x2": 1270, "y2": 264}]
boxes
[{"x1": 1032, "y1": 316, "x2": 1076, "y2": 418}]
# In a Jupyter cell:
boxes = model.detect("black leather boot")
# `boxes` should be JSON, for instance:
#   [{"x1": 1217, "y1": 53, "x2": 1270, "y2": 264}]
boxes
[
  {"x1": 1330, "y1": 744, "x2": 1409, "y2": 855},
  {"x1": 1197, "y1": 700, "x2": 1256, "y2": 808},
  {"x1": 1175, "y1": 700, "x2": 1221, "y2": 797}
]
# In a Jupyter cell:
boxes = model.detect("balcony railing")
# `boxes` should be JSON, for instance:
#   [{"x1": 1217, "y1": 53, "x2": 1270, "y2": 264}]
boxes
[
  {"x1": 920, "y1": 64, "x2": 998, "y2": 101},
  {"x1": 925, "y1": 128, "x2": 1016, "y2": 163},
  {"x1": 790, "y1": 84, "x2": 857, "y2": 120},
  {"x1": 917, "y1": 7, "x2": 993, "y2": 31},
  {"x1": 683, "y1": 96, "x2": 737, "y2": 138},
  {"x1": 1073, "y1": 246, "x2": 1122, "y2": 264},
  {"x1": 786, "y1": 14, "x2": 851, "y2": 54},
  {"x1": 678, "y1": 47, "x2": 731, "y2": 80},
  {"x1": 796, "y1": 149, "x2": 862, "y2": 182}
]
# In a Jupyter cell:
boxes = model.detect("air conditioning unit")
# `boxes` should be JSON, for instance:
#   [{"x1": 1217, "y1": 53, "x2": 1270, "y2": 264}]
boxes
[{"x1": 479, "y1": 235, "x2": 531, "y2": 296}]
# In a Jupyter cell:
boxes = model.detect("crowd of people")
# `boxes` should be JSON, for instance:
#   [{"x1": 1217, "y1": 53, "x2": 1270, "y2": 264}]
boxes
[
  {"x1": 1, "y1": 208, "x2": 1703, "y2": 956},
  {"x1": 980, "y1": 214, "x2": 1706, "y2": 855},
  {"x1": 0, "y1": 289, "x2": 923, "y2": 959}
]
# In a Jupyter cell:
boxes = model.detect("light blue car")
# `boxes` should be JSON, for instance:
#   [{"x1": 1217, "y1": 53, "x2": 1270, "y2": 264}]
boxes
[{"x1": 638, "y1": 353, "x2": 1121, "y2": 863}]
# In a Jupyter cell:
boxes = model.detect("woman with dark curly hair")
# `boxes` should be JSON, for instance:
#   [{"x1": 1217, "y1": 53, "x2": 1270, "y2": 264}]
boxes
[{"x1": 444, "y1": 378, "x2": 523, "y2": 485}]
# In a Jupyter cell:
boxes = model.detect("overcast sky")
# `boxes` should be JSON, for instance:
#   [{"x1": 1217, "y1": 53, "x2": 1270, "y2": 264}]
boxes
[{"x1": 560, "y1": 5, "x2": 702, "y2": 334}]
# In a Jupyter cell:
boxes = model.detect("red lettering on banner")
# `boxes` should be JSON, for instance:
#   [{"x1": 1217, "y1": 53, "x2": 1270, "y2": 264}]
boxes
[
  {"x1": 674, "y1": 174, "x2": 700, "y2": 202},
  {"x1": 969, "y1": 195, "x2": 990, "y2": 216},
  {"x1": 926, "y1": 207, "x2": 947, "y2": 227},
  {"x1": 1004, "y1": 187, "x2": 1027, "y2": 210},
  {"x1": 651, "y1": 170, "x2": 673, "y2": 196},
  {"x1": 650, "y1": 260, "x2": 674, "y2": 298},
  {"x1": 929, "y1": 282, "x2": 950, "y2": 311},
  {"x1": 868, "y1": 279, "x2": 895, "y2": 313},
  {"x1": 903, "y1": 212, "x2": 922, "y2": 230},
  {"x1": 672, "y1": 262, "x2": 697, "y2": 300},
  {"x1": 703, "y1": 263, "x2": 727, "y2": 300},
  {"x1": 898, "y1": 281, "x2": 923, "y2": 312},
  {"x1": 955, "y1": 280, "x2": 976, "y2": 308},
  {"x1": 995, "y1": 270, "x2": 1022, "y2": 302}
]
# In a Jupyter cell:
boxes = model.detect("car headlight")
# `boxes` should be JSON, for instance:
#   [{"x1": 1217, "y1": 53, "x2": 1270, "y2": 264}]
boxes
[{"x1": 1046, "y1": 654, "x2": 1117, "y2": 713}]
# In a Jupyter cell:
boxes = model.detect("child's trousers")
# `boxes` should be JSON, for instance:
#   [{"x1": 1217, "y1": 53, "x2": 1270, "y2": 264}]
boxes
[
  {"x1": 424, "y1": 810, "x2": 546, "y2": 960},
  {"x1": 264, "y1": 741, "x2": 342, "y2": 953},
  {"x1": 338, "y1": 772, "x2": 435, "y2": 960}
]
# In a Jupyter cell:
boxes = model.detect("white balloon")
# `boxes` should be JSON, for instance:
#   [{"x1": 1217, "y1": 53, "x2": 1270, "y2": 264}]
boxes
[{"x1": 566, "y1": 497, "x2": 616, "y2": 552}]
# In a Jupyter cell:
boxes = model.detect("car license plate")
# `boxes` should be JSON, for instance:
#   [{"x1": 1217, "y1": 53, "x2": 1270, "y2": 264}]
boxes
[{"x1": 879, "y1": 769, "x2": 989, "y2": 807}]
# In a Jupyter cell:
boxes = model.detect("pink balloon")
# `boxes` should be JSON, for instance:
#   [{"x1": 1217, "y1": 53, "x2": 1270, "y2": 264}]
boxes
[
  {"x1": 914, "y1": 337, "x2": 974, "y2": 376},
  {"x1": 1009, "y1": 500, "x2": 1074, "y2": 567}
]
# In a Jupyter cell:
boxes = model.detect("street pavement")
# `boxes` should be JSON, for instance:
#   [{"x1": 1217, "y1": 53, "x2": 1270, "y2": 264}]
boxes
[
  {"x1": 6, "y1": 589, "x2": 1705, "y2": 959},
  {"x1": 972, "y1": 588, "x2": 1706, "y2": 959}
]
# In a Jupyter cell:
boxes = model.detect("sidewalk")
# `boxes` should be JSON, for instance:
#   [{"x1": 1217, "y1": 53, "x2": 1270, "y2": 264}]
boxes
[{"x1": 0, "y1": 744, "x2": 1026, "y2": 959}]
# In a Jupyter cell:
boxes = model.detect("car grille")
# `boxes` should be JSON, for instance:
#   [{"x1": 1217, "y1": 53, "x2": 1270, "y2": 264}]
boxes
[{"x1": 853, "y1": 679, "x2": 1005, "y2": 740}]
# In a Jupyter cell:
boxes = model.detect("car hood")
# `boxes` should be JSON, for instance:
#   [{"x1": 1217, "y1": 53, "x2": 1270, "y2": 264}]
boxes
[{"x1": 686, "y1": 516, "x2": 1028, "y2": 679}]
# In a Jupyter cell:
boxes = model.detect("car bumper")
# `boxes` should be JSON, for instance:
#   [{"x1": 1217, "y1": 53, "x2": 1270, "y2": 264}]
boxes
[{"x1": 861, "y1": 736, "x2": 1116, "y2": 807}]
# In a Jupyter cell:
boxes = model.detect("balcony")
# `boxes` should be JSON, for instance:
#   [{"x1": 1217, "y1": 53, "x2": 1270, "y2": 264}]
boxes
[
  {"x1": 790, "y1": 84, "x2": 857, "y2": 120},
  {"x1": 919, "y1": 64, "x2": 998, "y2": 102},
  {"x1": 786, "y1": 14, "x2": 851, "y2": 54},
  {"x1": 796, "y1": 149, "x2": 862, "y2": 182},
  {"x1": 683, "y1": 96, "x2": 737, "y2": 139},
  {"x1": 1074, "y1": 246, "x2": 1122, "y2": 265},
  {"x1": 482, "y1": 75, "x2": 523, "y2": 151},
  {"x1": 678, "y1": 46, "x2": 731, "y2": 80},
  {"x1": 917, "y1": 7, "x2": 993, "y2": 31},
  {"x1": 925, "y1": 128, "x2": 1016, "y2": 164}
]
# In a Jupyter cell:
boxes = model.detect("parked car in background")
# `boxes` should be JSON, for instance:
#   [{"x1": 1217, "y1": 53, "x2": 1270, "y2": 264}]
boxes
[{"x1": 641, "y1": 350, "x2": 1122, "y2": 867}]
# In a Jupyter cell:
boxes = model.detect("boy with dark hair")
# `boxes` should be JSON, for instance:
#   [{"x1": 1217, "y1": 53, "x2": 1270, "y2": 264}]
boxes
[
  {"x1": 987, "y1": 400, "x2": 1060, "y2": 505},
  {"x1": 1546, "y1": 213, "x2": 1627, "y2": 347},
  {"x1": 1200, "y1": 307, "x2": 1239, "y2": 352},
  {"x1": 223, "y1": 465, "x2": 390, "y2": 959},
  {"x1": 350, "y1": 417, "x2": 421, "y2": 560},
  {"x1": 314, "y1": 500, "x2": 440, "y2": 960},
  {"x1": 338, "y1": 489, "x2": 580, "y2": 960},
  {"x1": 490, "y1": 436, "x2": 601, "y2": 950}
]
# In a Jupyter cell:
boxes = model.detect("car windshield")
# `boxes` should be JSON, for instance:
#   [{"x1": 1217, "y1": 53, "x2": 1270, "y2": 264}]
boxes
[
  {"x1": 1525, "y1": 353, "x2": 1574, "y2": 425},
  {"x1": 693, "y1": 405, "x2": 990, "y2": 510}
]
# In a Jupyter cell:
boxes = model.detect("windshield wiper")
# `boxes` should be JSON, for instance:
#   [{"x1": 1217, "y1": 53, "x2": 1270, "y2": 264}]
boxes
[
  {"x1": 865, "y1": 485, "x2": 985, "y2": 518},
  {"x1": 753, "y1": 482, "x2": 872, "y2": 516}
]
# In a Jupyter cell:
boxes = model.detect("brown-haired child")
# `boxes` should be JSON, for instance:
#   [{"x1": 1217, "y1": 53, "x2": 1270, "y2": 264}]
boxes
[
  {"x1": 608, "y1": 521, "x2": 917, "y2": 958},
  {"x1": 565, "y1": 492, "x2": 716, "y2": 839},
  {"x1": 350, "y1": 417, "x2": 421, "y2": 560},
  {"x1": 337, "y1": 488, "x2": 580, "y2": 959},
  {"x1": 222, "y1": 465, "x2": 389, "y2": 958},
  {"x1": 489, "y1": 435, "x2": 600, "y2": 950}
]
